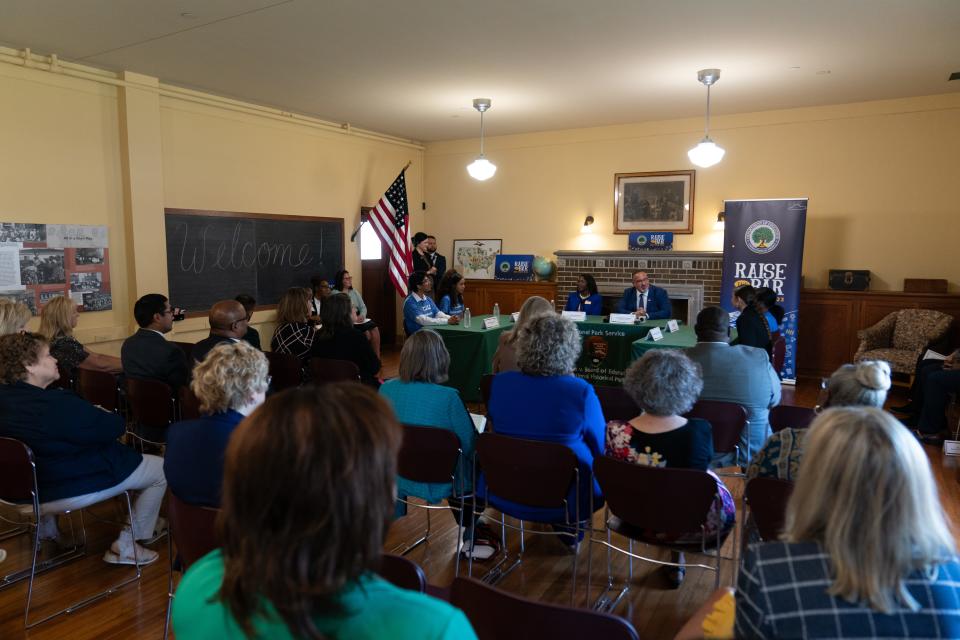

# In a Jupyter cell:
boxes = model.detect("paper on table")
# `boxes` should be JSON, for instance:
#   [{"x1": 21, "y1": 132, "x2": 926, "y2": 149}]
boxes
[
  {"x1": 923, "y1": 349, "x2": 948, "y2": 361},
  {"x1": 470, "y1": 412, "x2": 487, "y2": 433}
]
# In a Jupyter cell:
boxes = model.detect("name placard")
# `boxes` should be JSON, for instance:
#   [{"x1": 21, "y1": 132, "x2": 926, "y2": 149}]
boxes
[
  {"x1": 648, "y1": 327, "x2": 664, "y2": 341},
  {"x1": 609, "y1": 313, "x2": 636, "y2": 325},
  {"x1": 665, "y1": 319, "x2": 680, "y2": 333},
  {"x1": 944, "y1": 440, "x2": 960, "y2": 456},
  {"x1": 483, "y1": 316, "x2": 500, "y2": 329},
  {"x1": 511, "y1": 311, "x2": 520, "y2": 322},
  {"x1": 561, "y1": 310, "x2": 587, "y2": 322}
]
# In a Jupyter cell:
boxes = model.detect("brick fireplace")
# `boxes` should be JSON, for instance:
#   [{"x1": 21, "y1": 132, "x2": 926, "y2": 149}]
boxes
[{"x1": 554, "y1": 250, "x2": 724, "y2": 326}]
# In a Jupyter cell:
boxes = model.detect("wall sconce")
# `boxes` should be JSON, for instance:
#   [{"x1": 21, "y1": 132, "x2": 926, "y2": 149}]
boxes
[
  {"x1": 713, "y1": 211, "x2": 725, "y2": 230},
  {"x1": 581, "y1": 215, "x2": 595, "y2": 233}
]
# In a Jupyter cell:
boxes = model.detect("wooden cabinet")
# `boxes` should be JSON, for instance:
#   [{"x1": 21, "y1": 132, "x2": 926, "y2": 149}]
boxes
[
  {"x1": 461, "y1": 280, "x2": 558, "y2": 316},
  {"x1": 797, "y1": 289, "x2": 960, "y2": 378}
]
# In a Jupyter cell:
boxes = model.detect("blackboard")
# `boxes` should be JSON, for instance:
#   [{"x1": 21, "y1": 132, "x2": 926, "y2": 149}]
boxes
[{"x1": 164, "y1": 208, "x2": 343, "y2": 312}]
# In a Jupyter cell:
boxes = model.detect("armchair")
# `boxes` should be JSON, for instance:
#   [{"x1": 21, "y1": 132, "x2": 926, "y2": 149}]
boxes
[{"x1": 854, "y1": 309, "x2": 952, "y2": 375}]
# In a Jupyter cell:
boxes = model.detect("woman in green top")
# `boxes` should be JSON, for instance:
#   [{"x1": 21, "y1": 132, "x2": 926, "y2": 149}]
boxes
[
  {"x1": 172, "y1": 383, "x2": 476, "y2": 640},
  {"x1": 333, "y1": 269, "x2": 381, "y2": 359}
]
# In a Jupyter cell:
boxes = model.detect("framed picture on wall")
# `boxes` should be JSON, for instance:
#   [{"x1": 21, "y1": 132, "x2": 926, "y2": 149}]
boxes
[
  {"x1": 452, "y1": 239, "x2": 502, "y2": 280},
  {"x1": 613, "y1": 170, "x2": 695, "y2": 234}
]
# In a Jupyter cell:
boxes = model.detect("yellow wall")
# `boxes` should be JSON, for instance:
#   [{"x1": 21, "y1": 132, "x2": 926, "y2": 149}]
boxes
[
  {"x1": 424, "y1": 93, "x2": 960, "y2": 291},
  {"x1": 0, "y1": 54, "x2": 423, "y2": 350}
]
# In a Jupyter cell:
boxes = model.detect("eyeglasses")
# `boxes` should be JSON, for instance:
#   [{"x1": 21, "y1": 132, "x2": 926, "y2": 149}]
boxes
[
  {"x1": 265, "y1": 375, "x2": 273, "y2": 387},
  {"x1": 162, "y1": 308, "x2": 174, "y2": 316}
]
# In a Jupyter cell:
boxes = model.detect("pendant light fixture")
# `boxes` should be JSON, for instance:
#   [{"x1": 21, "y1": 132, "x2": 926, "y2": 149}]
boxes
[
  {"x1": 687, "y1": 69, "x2": 725, "y2": 168},
  {"x1": 466, "y1": 98, "x2": 497, "y2": 181}
]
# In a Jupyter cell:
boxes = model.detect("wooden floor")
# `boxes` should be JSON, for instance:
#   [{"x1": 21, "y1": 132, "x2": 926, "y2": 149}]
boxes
[{"x1": 2, "y1": 350, "x2": 958, "y2": 639}]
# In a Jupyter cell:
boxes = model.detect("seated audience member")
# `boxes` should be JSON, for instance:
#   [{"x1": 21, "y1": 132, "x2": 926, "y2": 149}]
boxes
[
  {"x1": 164, "y1": 341, "x2": 268, "y2": 507},
  {"x1": 309, "y1": 293, "x2": 381, "y2": 385},
  {"x1": 0, "y1": 298, "x2": 32, "y2": 335},
  {"x1": 564, "y1": 273, "x2": 603, "y2": 315},
  {"x1": 270, "y1": 287, "x2": 316, "y2": 361},
  {"x1": 606, "y1": 349, "x2": 736, "y2": 587},
  {"x1": 754, "y1": 287, "x2": 784, "y2": 334},
  {"x1": 491, "y1": 295, "x2": 555, "y2": 373},
  {"x1": 615, "y1": 270, "x2": 671, "y2": 320},
  {"x1": 333, "y1": 269, "x2": 381, "y2": 358},
  {"x1": 487, "y1": 314, "x2": 604, "y2": 541},
  {"x1": 685, "y1": 306, "x2": 781, "y2": 464},
  {"x1": 436, "y1": 269, "x2": 466, "y2": 317},
  {"x1": 748, "y1": 360, "x2": 890, "y2": 482},
  {"x1": 234, "y1": 294, "x2": 261, "y2": 350},
  {"x1": 731, "y1": 285, "x2": 771, "y2": 354},
  {"x1": 0, "y1": 333, "x2": 166, "y2": 564},
  {"x1": 39, "y1": 295, "x2": 122, "y2": 376},
  {"x1": 121, "y1": 293, "x2": 190, "y2": 389},
  {"x1": 736, "y1": 407, "x2": 960, "y2": 638},
  {"x1": 379, "y1": 330, "x2": 495, "y2": 558},
  {"x1": 171, "y1": 384, "x2": 476, "y2": 639},
  {"x1": 402, "y1": 271, "x2": 457, "y2": 335},
  {"x1": 190, "y1": 300, "x2": 249, "y2": 365},
  {"x1": 896, "y1": 349, "x2": 960, "y2": 445}
]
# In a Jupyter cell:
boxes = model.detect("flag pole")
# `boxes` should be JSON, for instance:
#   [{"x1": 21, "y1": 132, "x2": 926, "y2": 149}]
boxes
[{"x1": 351, "y1": 161, "x2": 414, "y2": 242}]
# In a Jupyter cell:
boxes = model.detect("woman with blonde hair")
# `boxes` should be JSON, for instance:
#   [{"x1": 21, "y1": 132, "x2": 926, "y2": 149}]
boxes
[
  {"x1": 164, "y1": 341, "x2": 269, "y2": 507},
  {"x1": 0, "y1": 298, "x2": 32, "y2": 335},
  {"x1": 491, "y1": 295, "x2": 555, "y2": 373},
  {"x1": 39, "y1": 295, "x2": 121, "y2": 375},
  {"x1": 736, "y1": 407, "x2": 960, "y2": 637},
  {"x1": 270, "y1": 286, "x2": 316, "y2": 361}
]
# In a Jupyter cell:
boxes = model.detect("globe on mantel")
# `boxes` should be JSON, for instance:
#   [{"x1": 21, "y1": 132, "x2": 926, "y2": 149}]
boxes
[{"x1": 532, "y1": 256, "x2": 556, "y2": 281}]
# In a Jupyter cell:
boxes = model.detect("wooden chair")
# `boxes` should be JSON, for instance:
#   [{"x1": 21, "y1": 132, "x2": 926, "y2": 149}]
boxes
[
  {"x1": 76, "y1": 368, "x2": 121, "y2": 413},
  {"x1": 125, "y1": 377, "x2": 177, "y2": 448},
  {"x1": 265, "y1": 351, "x2": 302, "y2": 392},
  {"x1": 450, "y1": 576, "x2": 639, "y2": 640},
  {"x1": 744, "y1": 477, "x2": 794, "y2": 542},
  {"x1": 307, "y1": 357, "x2": 360, "y2": 384},
  {"x1": 769, "y1": 405, "x2": 816, "y2": 433},
  {"x1": 378, "y1": 554, "x2": 427, "y2": 593},
  {"x1": 177, "y1": 385, "x2": 204, "y2": 421},
  {"x1": 594, "y1": 385, "x2": 640, "y2": 422},
  {"x1": 163, "y1": 493, "x2": 220, "y2": 639},
  {"x1": 0, "y1": 437, "x2": 143, "y2": 628},
  {"x1": 684, "y1": 400, "x2": 748, "y2": 472},
  {"x1": 392, "y1": 424, "x2": 465, "y2": 575},
  {"x1": 473, "y1": 433, "x2": 582, "y2": 604},
  {"x1": 590, "y1": 457, "x2": 724, "y2": 613},
  {"x1": 771, "y1": 334, "x2": 786, "y2": 376}
]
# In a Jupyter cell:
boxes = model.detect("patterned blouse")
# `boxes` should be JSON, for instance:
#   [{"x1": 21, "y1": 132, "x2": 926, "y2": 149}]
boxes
[
  {"x1": 747, "y1": 428, "x2": 807, "y2": 482},
  {"x1": 49, "y1": 334, "x2": 89, "y2": 374},
  {"x1": 270, "y1": 322, "x2": 316, "y2": 361}
]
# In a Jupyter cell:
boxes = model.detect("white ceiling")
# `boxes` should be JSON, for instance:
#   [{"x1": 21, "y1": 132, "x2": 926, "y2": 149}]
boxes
[{"x1": 2, "y1": 0, "x2": 958, "y2": 141}]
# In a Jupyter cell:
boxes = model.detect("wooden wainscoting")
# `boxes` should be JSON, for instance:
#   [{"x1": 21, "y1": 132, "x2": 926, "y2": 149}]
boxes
[{"x1": 461, "y1": 280, "x2": 558, "y2": 316}]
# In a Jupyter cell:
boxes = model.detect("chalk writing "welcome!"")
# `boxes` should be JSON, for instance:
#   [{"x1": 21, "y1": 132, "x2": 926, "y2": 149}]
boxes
[{"x1": 174, "y1": 222, "x2": 315, "y2": 274}]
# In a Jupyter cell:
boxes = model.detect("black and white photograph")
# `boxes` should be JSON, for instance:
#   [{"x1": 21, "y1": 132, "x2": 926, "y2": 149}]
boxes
[
  {"x1": 70, "y1": 271, "x2": 103, "y2": 292},
  {"x1": 19, "y1": 249, "x2": 65, "y2": 285},
  {"x1": 39, "y1": 289, "x2": 68, "y2": 304},
  {"x1": 75, "y1": 248, "x2": 105, "y2": 265},
  {"x1": 0, "y1": 223, "x2": 47, "y2": 243},
  {"x1": 82, "y1": 291, "x2": 113, "y2": 311},
  {"x1": 614, "y1": 170, "x2": 695, "y2": 234},
  {"x1": 0, "y1": 289, "x2": 37, "y2": 315}
]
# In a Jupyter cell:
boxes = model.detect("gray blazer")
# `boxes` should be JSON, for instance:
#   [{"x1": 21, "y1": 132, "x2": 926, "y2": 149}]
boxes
[{"x1": 685, "y1": 341, "x2": 781, "y2": 466}]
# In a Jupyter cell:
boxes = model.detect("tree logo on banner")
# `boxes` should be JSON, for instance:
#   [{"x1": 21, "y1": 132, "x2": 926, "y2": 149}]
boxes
[{"x1": 745, "y1": 220, "x2": 781, "y2": 254}]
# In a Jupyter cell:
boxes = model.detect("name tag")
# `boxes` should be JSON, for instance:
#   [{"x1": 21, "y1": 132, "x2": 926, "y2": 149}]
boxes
[
  {"x1": 511, "y1": 312, "x2": 520, "y2": 322},
  {"x1": 944, "y1": 440, "x2": 960, "y2": 456},
  {"x1": 483, "y1": 316, "x2": 500, "y2": 329},
  {"x1": 562, "y1": 310, "x2": 586, "y2": 322},
  {"x1": 648, "y1": 327, "x2": 664, "y2": 341},
  {"x1": 665, "y1": 319, "x2": 680, "y2": 333},
  {"x1": 609, "y1": 313, "x2": 636, "y2": 324}
]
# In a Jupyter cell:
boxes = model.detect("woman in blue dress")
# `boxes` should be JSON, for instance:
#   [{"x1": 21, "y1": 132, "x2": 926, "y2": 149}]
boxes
[{"x1": 564, "y1": 273, "x2": 603, "y2": 315}]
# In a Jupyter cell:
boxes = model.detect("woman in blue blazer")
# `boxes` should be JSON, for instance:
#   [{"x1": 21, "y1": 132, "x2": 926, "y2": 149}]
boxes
[{"x1": 564, "y1": 273, "x2": 603, "y2": 315}]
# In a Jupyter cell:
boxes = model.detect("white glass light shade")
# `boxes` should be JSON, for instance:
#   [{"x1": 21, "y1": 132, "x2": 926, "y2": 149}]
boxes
[
  {"x1": 467, "y1": 156, "x2": 497, "y2": 181},
  {"x1": 687, "y1": 138, "x2": 726, "y2": 168}
]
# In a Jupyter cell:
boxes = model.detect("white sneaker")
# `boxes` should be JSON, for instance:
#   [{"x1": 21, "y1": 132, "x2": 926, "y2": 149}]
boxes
[{"x1": 103, "y1": 539, "x2": 159, "y2": 566}]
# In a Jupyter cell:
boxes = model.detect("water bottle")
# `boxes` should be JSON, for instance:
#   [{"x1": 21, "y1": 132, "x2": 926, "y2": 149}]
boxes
[
  {"x1": 463, "y1": 308, "x2": 472, "y2": 328},
  {"x1": 492, "y1": 302, "x2": 500, "y2": 317}
]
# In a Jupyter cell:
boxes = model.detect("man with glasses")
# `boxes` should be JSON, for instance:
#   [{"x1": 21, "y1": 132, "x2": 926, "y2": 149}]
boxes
[
  {"x1": 121, "y1": 293, "x2": 190, "y2": 389},
  {"x1": 615, "y1": 270, "x2": 672, "y2": 320},
  {"x1": 189, "y1": 300, "x2": 250, "y2": 365}
]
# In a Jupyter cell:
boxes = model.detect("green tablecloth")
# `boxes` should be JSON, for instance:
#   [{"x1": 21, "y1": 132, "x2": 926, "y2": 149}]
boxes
[
  {"x1": 432, "y1": 315, "x2": 509, "y2": 402},
  {"x1": 630, "y1": 325, "x2": 739, "y2": 359},
  {"x1": 573, "y1": 316, "x2": 666, "y2": 387}
]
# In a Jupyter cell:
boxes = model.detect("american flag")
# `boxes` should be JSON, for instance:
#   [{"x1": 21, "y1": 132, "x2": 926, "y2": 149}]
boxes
[{"x1": 367, "y1": 169, "x2": 412, "y2": 297}]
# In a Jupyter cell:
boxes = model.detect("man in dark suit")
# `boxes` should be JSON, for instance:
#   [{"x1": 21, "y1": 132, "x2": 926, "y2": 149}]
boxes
[
  {"x1": 190, "y1": 300, "x2": 249, "y2": 365},
  {"x1": 121, "y1": 293, "x2": 190, "y2": 389},
  {"x1": 425, "y1": 235, "x2": 447, "y2": 278},
  {"x1": 614, "y1": 270, "x2": 671, "y2": 319}
]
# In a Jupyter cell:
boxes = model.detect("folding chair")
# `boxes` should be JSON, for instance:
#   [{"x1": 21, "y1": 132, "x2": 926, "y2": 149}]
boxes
[
  {"x1": 769, "y1": 404, "x2": 816, "y2": 433},
  {"x1": 265, "y1": 351, "x2": 302, "y2": 392},
  {"x1": 594, "y1": 385, "x2": 641, "y2": 423},
  {"x1": 177, "y1": 386, "x2": 204, "y2": 421},
  {"x1": 307, "y1": 357, "x2": 361, "y2": 384},
  {"x1": 0, "y1": 437, "x2": 143, "y2": 628},
  {"x1": 744, "y1": 477, "x2": 793, "y2": 542},
  {"x1": 685, "y1": 400, "x2": 748, "y2": 474},
  {"x1": 450, "y1": 576, "x2": 639, "y2": 640},
  {"x1": 162, "y1": 493, "x2": 220, "y2": 640},
  {"x1": 473, "y1": 433, "x2": 583, "y2": 605},
  {"x1": 76, "y1": 368, "x2": 121, "y2": 413},
  {"x1": 590, "y1": 457, "x2": 724, "y2": 613},
  {"x1": 125, "y1": 377, "x2": 177, "y2": 450},
  {"x1": 378, "y1": 553, "x2": 427, "y2": 593},
  {"x1": 392, "y1": 424, "x2": 466, "y2": 575}
]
